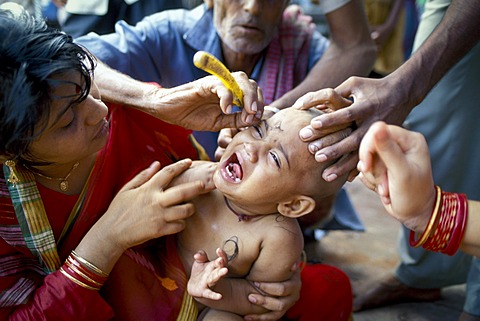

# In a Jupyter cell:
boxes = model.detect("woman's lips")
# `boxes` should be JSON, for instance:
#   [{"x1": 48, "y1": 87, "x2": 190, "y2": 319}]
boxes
[
  {"x1": 94, "y1": 118, "x2": 109, "y2": 139},
  {"x1": 222, "y1": 152, "x2": 243, "y2": 183}
]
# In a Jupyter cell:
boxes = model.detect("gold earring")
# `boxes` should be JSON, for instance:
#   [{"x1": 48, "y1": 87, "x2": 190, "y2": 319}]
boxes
[{"x1": 4, "y1": 160, "x2": 20, "y2": 185}]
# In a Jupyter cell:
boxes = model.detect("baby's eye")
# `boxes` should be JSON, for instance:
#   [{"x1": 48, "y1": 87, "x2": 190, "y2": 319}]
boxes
[
  {"x1": 269, "y1": 151, "x2": 280, "y2": 168},
  {"x1": 252, "y1": 125, "x2": 263, "y2": 138}
]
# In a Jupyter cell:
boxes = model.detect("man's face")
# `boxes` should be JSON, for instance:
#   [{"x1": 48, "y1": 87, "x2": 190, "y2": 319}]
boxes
[
  {"x1": 212, "y1": 0, "x2": 288, "y2": 55},
  {"x1": 214, "y1": 108, "x2": 322, "y2": 211}
]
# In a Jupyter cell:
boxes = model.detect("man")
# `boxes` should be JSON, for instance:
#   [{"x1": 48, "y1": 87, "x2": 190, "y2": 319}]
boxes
[
  {"x1": 75, "y1": 0, "x2": 375, "y2": 234},
  {"x1": 75, "y1": 0, "x2": 374, "y2": 156}
]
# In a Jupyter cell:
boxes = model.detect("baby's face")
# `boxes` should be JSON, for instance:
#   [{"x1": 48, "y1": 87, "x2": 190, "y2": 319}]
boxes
[{"x1": 214, "y1": 108, "x2": 323, "y2": 211}]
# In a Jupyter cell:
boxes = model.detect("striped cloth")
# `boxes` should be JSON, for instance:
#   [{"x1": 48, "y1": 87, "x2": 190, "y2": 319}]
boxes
[
  {"x1": 258, "y1": 4, "x2": 315, "y2": 104},
  {"x1": 3, "y1": 165, "x2": 61, "y2": 274}
]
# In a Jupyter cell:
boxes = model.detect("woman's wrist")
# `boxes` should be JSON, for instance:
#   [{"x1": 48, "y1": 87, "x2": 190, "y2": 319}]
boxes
[
  {"x1": 75, "y1": 220, "x2": 125, "y2": 275},
  {"x1": 408, "y1": 186, "x2": 469, "y2": 256},
  {"x1": 60, "y1": 251, "x2": 109, "y2": 291}
]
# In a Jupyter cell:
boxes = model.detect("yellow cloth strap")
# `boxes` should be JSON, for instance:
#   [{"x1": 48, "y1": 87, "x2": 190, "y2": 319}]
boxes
[{"x1": 176, "y1": 292, "x2": 198, "y2": 321}]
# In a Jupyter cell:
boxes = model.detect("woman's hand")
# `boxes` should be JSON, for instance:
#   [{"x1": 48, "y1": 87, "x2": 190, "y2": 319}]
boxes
[
  {"x1": 357, "y1": 121, "x2": 435, "y2": 231},
  {"x1": 76, "y1": 159, "x2": 214, "y2": 273},
  {"x1": 244, "y1": 263, "x2": 301, "y2": 321},
  {"x1": 150, "y1": 72, "x2": 264, "y2": 132},
  {"x1": 215, "y1": 127, "x2": 239, "y2": 161}
]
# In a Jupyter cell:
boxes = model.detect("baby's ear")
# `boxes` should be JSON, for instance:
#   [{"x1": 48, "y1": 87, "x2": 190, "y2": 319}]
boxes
[{"x1": 278, "y1": 196, "x2": 316, "y2": 218}]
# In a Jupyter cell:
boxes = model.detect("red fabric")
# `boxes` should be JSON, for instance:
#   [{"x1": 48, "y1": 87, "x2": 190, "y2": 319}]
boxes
[
  {"x1": 0, "y1": 103, "x2": 201, "y2": 320},
  {"x1": 285, "y1": 264, "x2": 353, "y2": 321},
  {"x1": 101, "y1": 236, "x2": 188, "y2": 321},
  {"x1": 37, "y1": 184, "x2": 79, "y2": 241},
  {"x1": 6, "y1": 273, "x2": 114, "y2": 321},
  {"x1": 60, "y1": 103, "x2": 199, "y2": 260}
]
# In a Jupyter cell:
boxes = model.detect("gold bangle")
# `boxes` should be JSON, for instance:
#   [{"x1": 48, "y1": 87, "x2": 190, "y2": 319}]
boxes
[
  {"x1": 65, "y1": 260, "x2": 103, "y2": 287},
  {"x1": 71, "y1": 251, "x2": 109, "y2": 277},
  {"x1": 411, "y1": 185, "x2": 442, "y2": 247},
  {"x1": 60, "y1": 266, "x2": 100, "y2": 291}
]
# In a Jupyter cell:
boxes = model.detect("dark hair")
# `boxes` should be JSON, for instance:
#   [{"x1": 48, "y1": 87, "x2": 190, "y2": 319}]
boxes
[{"x1": 0, "y1": 9, "x2": 96, "y2": 161}]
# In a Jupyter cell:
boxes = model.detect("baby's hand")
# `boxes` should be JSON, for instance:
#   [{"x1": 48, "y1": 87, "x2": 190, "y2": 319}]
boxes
[
  {"x1": 168, "y1": 161, "x2": 217, "y2": 191},
  {"x1": 187, "y1": 248, "x2": 228, "y2": 300}
]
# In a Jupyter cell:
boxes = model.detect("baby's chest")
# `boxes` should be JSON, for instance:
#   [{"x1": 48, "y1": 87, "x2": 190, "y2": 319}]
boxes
[
  {"x1": 183, "y1": 217, "x2": 267, "y2": 276},
  {"x1": 207, "y1": 226, "x2": 264, "y2": 277}
]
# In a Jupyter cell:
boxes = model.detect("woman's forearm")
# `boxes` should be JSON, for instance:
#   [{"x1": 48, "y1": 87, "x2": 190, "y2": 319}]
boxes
[{"x1": 460, "y1": 200, "x2": 480, "y2": 257}]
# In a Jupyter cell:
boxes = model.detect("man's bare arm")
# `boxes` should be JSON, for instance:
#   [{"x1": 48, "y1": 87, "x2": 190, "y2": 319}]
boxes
[{"x1": 271, "y1": 0, "x2": 376, "y2": 108}]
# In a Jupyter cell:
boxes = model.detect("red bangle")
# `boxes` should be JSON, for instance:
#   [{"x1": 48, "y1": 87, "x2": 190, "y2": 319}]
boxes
[
  {"x1": 442, "y1": 193, "x2": 468, "y2": 255},
  {"x1": 59, "y1": 252, "x2": 109, "y2": 291},
  {"x1": 421, "y1": 190, "x2": 468, "y2": 256}
]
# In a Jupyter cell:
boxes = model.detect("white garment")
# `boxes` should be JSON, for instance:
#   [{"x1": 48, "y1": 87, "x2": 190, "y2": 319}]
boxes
[{"x1": 318, "y1": 0, "x2": 351, "y2": 14}]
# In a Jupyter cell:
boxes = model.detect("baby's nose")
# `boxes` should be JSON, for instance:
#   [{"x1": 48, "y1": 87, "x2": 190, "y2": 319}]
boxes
[{"x1": 244, "y1": 142, "x2": 258, "y2": 163}]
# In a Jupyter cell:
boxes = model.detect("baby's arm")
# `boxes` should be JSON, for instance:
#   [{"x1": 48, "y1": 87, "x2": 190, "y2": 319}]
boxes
[
  {"x1": 188, "y1": 248, "x2": 229, "y2": 301},
  {"x1": 190, "y1": 224, "x2": 303, "y2": 317},
  {"x1": 167, "y1": 160, "x2": 217, "y2": 190}
]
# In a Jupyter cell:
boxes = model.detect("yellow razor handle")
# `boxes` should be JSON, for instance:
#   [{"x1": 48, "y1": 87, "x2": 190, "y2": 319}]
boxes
[{"x1": 193, "y1": 51, "x2": 244, "y2": 107}]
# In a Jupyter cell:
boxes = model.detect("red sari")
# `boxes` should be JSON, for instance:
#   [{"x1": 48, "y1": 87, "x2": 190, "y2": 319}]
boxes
[{"x1": 0, "y1": 104, "x2": 202, "y2": 320}]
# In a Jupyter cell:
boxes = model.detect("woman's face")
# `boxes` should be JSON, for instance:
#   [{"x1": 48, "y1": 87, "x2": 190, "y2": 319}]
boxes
[{"x1": 27, "y1": 72, "x2": 109, "y2": 165}]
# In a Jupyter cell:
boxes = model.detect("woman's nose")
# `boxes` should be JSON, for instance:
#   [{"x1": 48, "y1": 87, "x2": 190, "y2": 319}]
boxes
[
  {"x1": 84, "y1": 96, "x2": 108, "y2": 126},
  {"x1": 244, "y1": 141, "x2": 259, "y2": 163}
]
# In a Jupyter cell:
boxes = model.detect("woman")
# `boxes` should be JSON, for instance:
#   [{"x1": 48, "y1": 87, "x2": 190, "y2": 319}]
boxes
[
  {"x1": 0, "y1": 8, "x2": 298, "y2": 320},
  {"x1": 358, "y1": 121, "x2": 480, "y2": 257}
]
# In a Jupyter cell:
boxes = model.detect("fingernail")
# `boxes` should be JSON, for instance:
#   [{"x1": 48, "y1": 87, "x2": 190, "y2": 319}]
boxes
[
  {"x1": 255, "y1": 110, "x2": 263, "y2": 119},
  {"x1": 315, "y1": 153, "x2": 327, "y2": 162},
  {"x1": 299, "y1": 128, "x2": 313, "y2": 140},
  {"x1": 226, "y1": 105, "x2": 232, "y2": 114},
  {"x1": 323, "y1": 173, "x2": 338, "y2": 182},
  {"x1": 378, "y1": 184, "x2": 385, "y2": 195},
  {"x1": 246, "y1": 114, "x2": 254, "y2": 124},
  {"x1": 248, "y1": 294, "x2": 257, "y2": 303},
  {"x1": 309, "y1": 143, "x2": 319, "y2": 153},
  {"x1": 251, "y1": 101, "x2": 257, "y2": 112},
  {"x1": 357, "y1": 161, "x2": 364, "y2": 172}
]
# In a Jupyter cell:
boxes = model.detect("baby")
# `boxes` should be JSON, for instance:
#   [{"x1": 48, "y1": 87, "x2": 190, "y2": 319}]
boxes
[{"x1": 175, "y1": 107, "x2": 349, "y2": 320}]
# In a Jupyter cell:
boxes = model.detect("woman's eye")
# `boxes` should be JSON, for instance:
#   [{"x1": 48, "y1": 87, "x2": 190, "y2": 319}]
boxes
[
  {"x1": 64, "y1": 120, "x2": 73, "y2": 128},
  {"x1": 270, "y1": 151, "x2": 280, "y2": 168}
]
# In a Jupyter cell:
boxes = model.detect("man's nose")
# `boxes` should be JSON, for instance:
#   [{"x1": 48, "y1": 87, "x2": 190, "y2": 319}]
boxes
[{"x1": 243, "y1": 0, "x2": 261, "y2": 15}]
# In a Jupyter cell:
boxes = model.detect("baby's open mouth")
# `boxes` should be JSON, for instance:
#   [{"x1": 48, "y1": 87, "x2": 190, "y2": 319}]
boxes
[{"x1": 225, "y1": 152, "x2": 243, "y2": 183}]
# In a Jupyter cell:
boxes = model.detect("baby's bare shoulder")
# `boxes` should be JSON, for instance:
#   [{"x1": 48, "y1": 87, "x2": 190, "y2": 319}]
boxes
[{"x1": 263, "y1": 215, "x2": 303, "y2": 246}]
